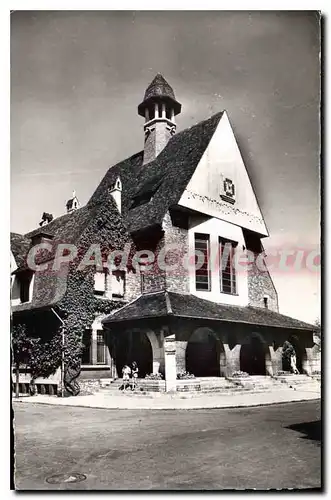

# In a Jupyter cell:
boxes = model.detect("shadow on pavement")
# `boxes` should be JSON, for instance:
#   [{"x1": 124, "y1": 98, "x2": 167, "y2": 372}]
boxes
[{"x1": 286, "y1": 420, "x2": 321, "y2": 443}]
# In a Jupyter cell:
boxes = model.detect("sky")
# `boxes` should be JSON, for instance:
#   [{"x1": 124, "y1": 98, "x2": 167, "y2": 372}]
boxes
[{"x1": 10, "y1": 10, "x2": 320, "y2": 323}]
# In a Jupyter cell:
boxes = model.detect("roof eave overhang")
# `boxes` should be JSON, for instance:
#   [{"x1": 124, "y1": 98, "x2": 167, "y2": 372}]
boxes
[{"x1": 102, "y1": 312, "x2": 313, "y2": 332}]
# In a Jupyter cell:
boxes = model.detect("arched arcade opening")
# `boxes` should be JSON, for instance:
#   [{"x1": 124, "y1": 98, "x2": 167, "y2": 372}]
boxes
[
  {"x1": 114, "y1": 330, "x2": 153, "y2": 378},
  {"x1": 240, "y1": 333, "x2": 270, "y2": 375},
  {"x1": 185, "y1": 328, "x2": 226, "y2": 377},
  {"x1": 282, "y1": 335, "x2": 307, "y2": 374}
]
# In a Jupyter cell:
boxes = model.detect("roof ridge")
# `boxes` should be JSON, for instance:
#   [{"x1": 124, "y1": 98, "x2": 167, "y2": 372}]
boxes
[
  {"x1": 172, "y1": 110, "x2": 224, "y2": 141},
  {"x1": 24, "y1": 204, "x2": 91, "y2": 237}
]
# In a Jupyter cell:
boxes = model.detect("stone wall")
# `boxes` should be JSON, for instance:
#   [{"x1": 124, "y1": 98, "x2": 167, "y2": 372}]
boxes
[
  {"x1": 163, "y1": 211, "x2": 190, "y2": 294},
  {"x1": 247, "y1": 257, "x2": 279, "y2": 312},
  {"x1": 125, "y1": 268, "x2": 142, "y2": 301}
]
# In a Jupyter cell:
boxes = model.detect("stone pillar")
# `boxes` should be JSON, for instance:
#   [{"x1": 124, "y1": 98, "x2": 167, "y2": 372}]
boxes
[
  {"x1": 266, "y1": 346, "x2": 273, "y2": 376},
  {"x1": 105, "y1": 332, "x2": 117, "y2": 378},
  {"x1": 164, "y1": 333, "x2": 177, "y2": 392},
  {"x1": 154, "y1": 102, "x2": 159, "y2": 118},
  {"x1": 161, "y1": 102, "x2": 166, "y2": 118},
  {"x1": 302, "y1": 347, "x2": 312, "y2": 375},
  {"x1": 176, "y1": 341, "x2": 187, "y2": 374},
  {"x1": 224, "y1": 344, "x2": 241, "y2": 376},
  {"x1": 146, "y1": 330, "x2": 165, "y2": 375},
  {"x1": 270, "y1": 345, "x2": 283, "y2": 375}
]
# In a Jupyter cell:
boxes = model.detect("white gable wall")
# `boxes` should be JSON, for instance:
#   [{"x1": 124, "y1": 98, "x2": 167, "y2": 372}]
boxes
[
  {"x1": 178, "y1": 112, "x2": 268, "y2": 237},
  {"x1": 188, "y1": 215, "x2": 249, "y2": 306}
]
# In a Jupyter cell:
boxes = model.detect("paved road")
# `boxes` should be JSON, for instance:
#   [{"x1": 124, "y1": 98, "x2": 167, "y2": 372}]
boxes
[{"x1": 13, "y1": 400, "x2": 321, "y2": 490}]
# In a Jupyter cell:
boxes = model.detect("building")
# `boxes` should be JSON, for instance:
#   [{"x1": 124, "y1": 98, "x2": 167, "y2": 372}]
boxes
[{"x1": 11, "y1": 74, "x2": 320, "y2": 394}]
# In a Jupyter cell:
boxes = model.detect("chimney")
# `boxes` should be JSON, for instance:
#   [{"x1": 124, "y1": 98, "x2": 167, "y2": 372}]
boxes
[
  {"x1": 109, "y1": 177, "x2": 122, "y2": 213},
  {"x1": 138, "y1": 74, "x2": 182, "y2": 165}
]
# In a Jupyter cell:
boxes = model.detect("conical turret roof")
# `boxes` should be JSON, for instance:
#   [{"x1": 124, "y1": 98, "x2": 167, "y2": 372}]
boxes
[{"x1": 138, "y1": 73, "x2": 181, "y2": 117}]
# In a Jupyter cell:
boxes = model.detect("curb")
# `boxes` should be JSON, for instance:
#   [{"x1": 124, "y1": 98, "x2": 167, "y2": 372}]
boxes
[{"x1": 13, "y1": 393, "x2": 320, "y2": 411}]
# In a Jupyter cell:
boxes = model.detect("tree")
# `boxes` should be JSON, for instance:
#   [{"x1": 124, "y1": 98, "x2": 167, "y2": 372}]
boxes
[
  {"x1": 313, "y1": 318, "x2": 321, "y2": 352},
  {"x1": 11, "y1": 324, "x2": 37, "y2": 398},
  {"x1": 282, "y1": 341, "x2": 296, "y2": 372}
]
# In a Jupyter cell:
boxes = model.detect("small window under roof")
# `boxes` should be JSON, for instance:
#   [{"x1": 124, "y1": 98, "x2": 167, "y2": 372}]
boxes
[{"x1": 130, "y1": 175, "x2": 164, "y2": 209}]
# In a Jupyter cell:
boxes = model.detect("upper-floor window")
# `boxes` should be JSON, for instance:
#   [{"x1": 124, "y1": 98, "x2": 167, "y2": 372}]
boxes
[
  {"x1": 11, "y1": 271, "x2": 34, "y2": 304},
  {"x1": 94, "y1": 271, "x2": 108, "y2": 297},
  {"x1": 219, "y1": 239, "x2": 237, "y2": 295},
  {"x1": 111, "y1": 270, "x2": 125, "y2": 298},
  {"x1": 195, "y1": 233, "x2": 211, "y2": 291},
  {"x1": 94, "y1": 270, "x2": 125, "y2": 299}
]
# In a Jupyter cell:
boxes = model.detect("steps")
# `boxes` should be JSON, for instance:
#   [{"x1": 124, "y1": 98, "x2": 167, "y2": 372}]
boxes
[
  {"x1": 274, "y1": 374, "x2": 321, "y2": 393},
  {"x1": 97, "y1": 374, "x2": 321, "y2": 397},
  {"x1": 227, "y1": 375, "x2": 288, "y2": 393}
]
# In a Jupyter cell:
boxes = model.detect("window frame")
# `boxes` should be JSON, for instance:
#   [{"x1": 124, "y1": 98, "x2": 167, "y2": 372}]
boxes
[
  {"x1": 219, "y1": 238, "x2": 237, "y2": 295},
  {"x1": 194, "y1": 233, "x2": 211, "y2": 292},
  {"x1": 17, "y1": 271, "x2": 34, "y2": 304},
  {"x1": 96, "y1": 330, "x2": 106, "y2": 365}
]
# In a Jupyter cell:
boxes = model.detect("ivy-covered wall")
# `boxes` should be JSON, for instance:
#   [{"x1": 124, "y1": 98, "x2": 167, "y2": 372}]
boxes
[{"x1": 12, "y1": 194, "x2": 133, "y2": 391}]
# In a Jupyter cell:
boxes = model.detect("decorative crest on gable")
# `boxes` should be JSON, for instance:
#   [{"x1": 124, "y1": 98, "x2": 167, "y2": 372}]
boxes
[{"x1": 220, "y1": 176, "x2": 236, "y2": 205}]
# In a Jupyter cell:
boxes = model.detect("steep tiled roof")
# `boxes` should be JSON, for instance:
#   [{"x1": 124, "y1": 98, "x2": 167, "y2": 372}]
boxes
[
  {"x1": 102, "y1": 291, "x2": 315, "y2": 332},
  {"x1": 11, "y1": 232, "x2": 31, "y2": 268},
  {"x1": 12, "y1": 195, "x2": 130, "y2": 314},
  {"x1": 88, "y1": 111, "x2": 224, "y2": 234},
  {"x1": 25, "y1": 204, "x2": 97, "y2": 242}
]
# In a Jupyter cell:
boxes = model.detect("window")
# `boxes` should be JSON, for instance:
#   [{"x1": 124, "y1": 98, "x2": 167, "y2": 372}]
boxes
[
  {"x1": 219, "y1": 239, "x2": 237, "y2": 295},
  {"x1": 195, "y1": 234, "x2": 211, "y2": 291},
  {"x1": 94, "y1": 271, "x2": 106, "y2": 296},
  {"x1": 264, "y1": 296, "x2": 269, "y2": 309},
  {"x1": 81, "y1": 329, "x2": 92, "y2": 364},
  {"x1": 15, "y1": 271, "x2": 34, "y2": 304},
  {"x1": 81, "y1": 329, "x2": 107, "y2": 365},
  {"x1": 111, "y1": 270, "x2": 125, "y2": 298},
  {"x1": 94, "y1": 270, "x2": 125, "y2": 299},
  {"x1": 96, "y1": 331, "x2": 106, "y2": 364}
]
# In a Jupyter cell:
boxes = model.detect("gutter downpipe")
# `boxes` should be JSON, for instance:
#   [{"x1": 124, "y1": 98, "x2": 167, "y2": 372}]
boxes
[{"x1": 51, "y1": 308, "x2": 65, "y2": 398}]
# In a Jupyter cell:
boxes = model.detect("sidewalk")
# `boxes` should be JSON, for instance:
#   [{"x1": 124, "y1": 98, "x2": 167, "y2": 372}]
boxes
[{"x1": 13, "y1": 387, "x2": 320, "y2": 410}]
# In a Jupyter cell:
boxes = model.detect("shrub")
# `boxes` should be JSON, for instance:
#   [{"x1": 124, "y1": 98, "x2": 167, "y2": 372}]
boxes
[
  {"x1": 145, "y1": 373, "x2": 163, "y2": 380},
  {"x1": 177, "y1": 371, "x2": 195, "y2": 380},
  {"x1": 231, "y1": 371, "x2": 249, "y2": 378},
  {"x1": 276, "y1": 370, "x2": 292, "y2": 376}
]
